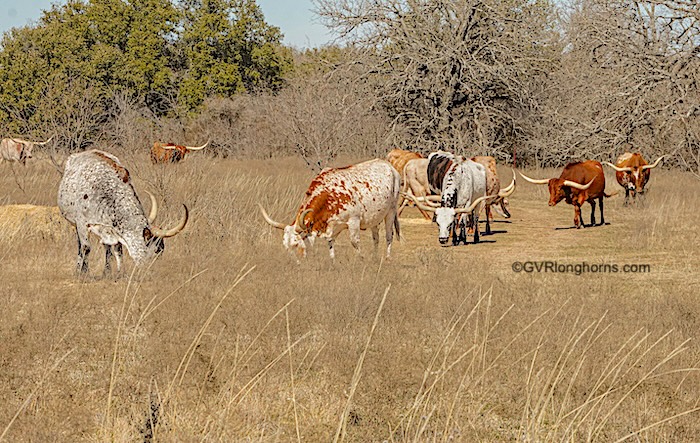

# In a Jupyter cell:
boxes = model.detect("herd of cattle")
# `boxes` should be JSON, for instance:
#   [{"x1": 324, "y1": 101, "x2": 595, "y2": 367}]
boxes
[{"x1": 0, "y1": 136, "x2": 665, "y2": 275}]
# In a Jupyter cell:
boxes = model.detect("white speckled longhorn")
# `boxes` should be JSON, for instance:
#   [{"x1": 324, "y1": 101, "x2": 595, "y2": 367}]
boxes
[{"x1": 58, "y1": 149, "x2": 188, "y2": 276}]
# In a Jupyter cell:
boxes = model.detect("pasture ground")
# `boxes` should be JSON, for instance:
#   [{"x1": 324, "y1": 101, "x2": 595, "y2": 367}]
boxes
[{"x1": 0, "y1": 152, "x2": 699, "y2": 442}]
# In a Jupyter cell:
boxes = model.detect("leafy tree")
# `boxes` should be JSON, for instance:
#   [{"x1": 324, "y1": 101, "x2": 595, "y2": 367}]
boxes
[
  {"x1": 0, "y1": 0, "x2": 291, "y2": 132},
  {"x1": 178, "y1": 0, "x2": 291, "y2": 110}
]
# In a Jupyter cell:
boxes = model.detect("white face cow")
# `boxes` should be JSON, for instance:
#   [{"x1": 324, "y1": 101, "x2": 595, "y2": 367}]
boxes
[{"x1": 405, "y1": 157, "x2": 513, "y2": 246}]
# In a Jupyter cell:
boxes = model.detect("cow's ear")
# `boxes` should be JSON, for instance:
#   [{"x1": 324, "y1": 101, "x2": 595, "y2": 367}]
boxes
[{"x1": 143, "y1": 227, "x2": 153, "y2": 241}]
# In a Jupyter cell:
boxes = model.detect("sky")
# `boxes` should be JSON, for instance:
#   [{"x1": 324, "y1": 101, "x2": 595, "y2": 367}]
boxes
[{"x1": 0, "y1": 0, "x2": 332, "y2": 48}]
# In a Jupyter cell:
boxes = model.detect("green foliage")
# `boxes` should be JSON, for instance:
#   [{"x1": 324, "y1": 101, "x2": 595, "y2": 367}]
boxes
[{"x1": 0, "y1": 0, "x2": 291, "y2": 132}]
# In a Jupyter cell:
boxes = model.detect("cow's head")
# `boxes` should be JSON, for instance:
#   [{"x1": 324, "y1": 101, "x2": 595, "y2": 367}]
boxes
[
  {"x1": 159, "y1": 141, "x2": 208, "y2": 163},
  {"x1": 402, "y1": 193, "x2": 495, "y2": 245},
  {"x1": 604, "y1": 155, "x2": 664, "y2": 195},
  {"x1": 18, "y1": 136, "x2": 52, "y2": 165},
  {"x1": 142, "y1": 191, "x2": 189, "y2": 259},
  {"x1": 491, "y1": 170, "x2": 516, "y2": 217},
  {"x1": 492, "y1": 198, "x2": 511, "y2": 218},
  {"x1": 259, "y1": 205, "x2": 316, "y2": 259},
  {"x1": 518, "y1": 172, "x2": 594, "y2": 207}
]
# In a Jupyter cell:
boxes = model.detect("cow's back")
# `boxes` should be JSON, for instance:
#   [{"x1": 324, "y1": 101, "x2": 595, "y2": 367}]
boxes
[
  {"x1": 560, "y1": 160, "x2": 605, "y2": 199},
  {"x1": 427, "y1": 152, "x2": 457, "y2": 194},
  {"x1": 0, "y1": 138, "x2": 21, "y2": 162},
  {"x1": 59, "y1": 150, "x2": 146, "y2": 230},
  {"x1": 387, "y1": 148, "x2": 422, "y2": 175},
  {"x1": 471, "y1": 156, "x2": 500, "y2": 196},
  {"x1": 301, "y1": 159, "x2": 399, "y2": 230}
]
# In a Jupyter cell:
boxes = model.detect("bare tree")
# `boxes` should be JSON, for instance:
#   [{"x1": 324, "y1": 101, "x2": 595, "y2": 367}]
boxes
[
  {"x1": 314, "y1": 0, "x2": 560, "y2": 158},
  {"x1": 530, "y1": 0, "x2": 700, "y2": 169}
]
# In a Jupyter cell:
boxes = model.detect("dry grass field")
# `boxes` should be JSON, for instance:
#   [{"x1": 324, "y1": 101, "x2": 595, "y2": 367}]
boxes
[{"x1": 0, "y1": 151, "x2": 699, "y2": 442}]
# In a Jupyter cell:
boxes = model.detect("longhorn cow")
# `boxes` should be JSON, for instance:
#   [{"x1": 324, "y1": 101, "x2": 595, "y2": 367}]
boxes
[
  {"x1": 259, "y1": 159, "x2": 401, "y2": 259},
  {"x1": 519, "y1": 160, "x2": 613, "y2": 229},
  {"x1": 0, "y1": 136, "x2": 53, "y2": 165},
  {"x1": 471, "y1": 156, "x2": 515, "y2": 234},
  {"x1": 399, "y1": 158, "x2": 434, "y2": 220},
  {"x1": 150, "y1": 141, "x2": 208, "y2": 164},
  {"x1": 603, "y1": 152, "x2": 664, "y2": 205},
  {"x1": 406, "y1": 155, "x2": 505, "y2": 246},
  {"x1": 386, "y1": 148, "x2": 423, "y2": 176},
  {"x1": 58, "y1": 149, "x2": 189, "y2": 276}
]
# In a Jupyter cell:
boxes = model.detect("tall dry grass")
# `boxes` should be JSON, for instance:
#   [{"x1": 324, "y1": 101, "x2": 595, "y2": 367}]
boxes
[{"x1": 0, "y1": 152, "x2": 699, "y2": 442}]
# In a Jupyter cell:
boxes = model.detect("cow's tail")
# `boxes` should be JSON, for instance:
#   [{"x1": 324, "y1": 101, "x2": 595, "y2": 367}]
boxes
[
  {"x1": 604, "y1": 190, "x2": 619, "y2": 198},
  {"x1": 393, "y1": 211, "x2": 401, "y2": 241}
]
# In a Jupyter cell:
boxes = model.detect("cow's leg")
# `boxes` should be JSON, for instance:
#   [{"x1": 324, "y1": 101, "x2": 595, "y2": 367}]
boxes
[
  {"x1": 451, "y1": 217, "x2": 460, "y2": 246},
  {"x1": 371, "y1": 226, "x2": 380, "y2": 254},
  {"x1": 384, "y1": 211, "x2": 397, "y2": 257},
  {"x1": 623, "y1": 189, "x2": 630, "y2": 206},
  {"x1": 463, "y1": 214, "x2": 470, "y2": 244},
  {"x1": 328, "y1": 239, "x2": 335, "y2": 260},
  {"x1": 599, "y1": 197, "x2": 605, "y2": 225},
  {"x1": 104, "y1": 244, "x2": 113, "y2": 277},
  {"x1": 589, "y1": 199, "x2": 596, "y2": 226},
  {"x1": 485, "y1": 205, "x2": 492, "y2": 235},
  {"x1": 397, "y1": 199, "x2": 408, "y2": 217},
  {"x1": 76, "y1": 226, "x2": 91, "y2": 275},
  {"x1": 473, "y1": 211, "x2": 480, "y2": 244},
  {"x1": 574, "y1": 204, "x2": 582, "y2": 228},
  {"x1": 113, "y1": 243, "x2": 123, "y2": 272},
  {"x1": 348, "y1": 219, "x2": 361, "y2": 254}
]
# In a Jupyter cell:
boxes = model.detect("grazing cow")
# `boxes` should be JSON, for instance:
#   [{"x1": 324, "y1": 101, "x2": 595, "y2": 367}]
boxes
[
  {"x1": 603, "y1": 152, "x2": 664, "y2": 205},
  {"x1": 405, "y1": 157, "x2": 501, "y2": 246},
  {"x1": 0, "y1": 136, "x2": 53, "y2": 165},
  {"x1": 386, "y1": 148, "x2": 423, "y2": 176},
  {"x1": 150, "y1": 141, "x2": 208, "y2": 164},
  {"x1": 519, "y1": 160, "x2": 613, "y2": 229},
  {"x1": 471, "y1": 156, "x2": 515, "y2": 234},
  {"x1": 259, "y1": 159, "x2": 401, "y2": 259},
  {"x1": 58, "y1": 150, "x2": 189, "y2": 276}
]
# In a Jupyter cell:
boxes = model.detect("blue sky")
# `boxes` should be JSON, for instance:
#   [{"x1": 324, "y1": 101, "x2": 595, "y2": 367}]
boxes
[{"x1": 0, "y1": 0, "x2": 332, "y2": 48}]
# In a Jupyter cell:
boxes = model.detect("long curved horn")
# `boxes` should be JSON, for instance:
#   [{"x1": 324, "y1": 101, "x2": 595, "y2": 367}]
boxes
[
  {"x1": 455, "y1": 194, "x2": 499, "y2": 214},
  {"x1": 603, "y1": 161, "x2": 632, "y2": 172},
  {"x1": 402, "y1": 192, "x2": 436, "y2": 213},
  {"x1": 161, "y1": 144, "x2": 180, "y2": 150},
  {"x1": 258, "y1": 204, "x2": 287, "y2": 230},
  {"x1": 413, "y1": 196, "x2": 441, "y2": 207},
  {"x1": 295, "y1": 209, "x2": 313, "y2": 233},
  {"x1": 562, "y1": 178, "x2": 595, "y2": 190},
  {"x1": 498, "y1": 170, "x2": 516, "y2": 197},
  {"x1": 641, "y1": 155, "x2": 665, "y2": 170},
  {"x1": 151, "y1": 205, "x2": 189, "y2": 238},
  {"x1": 185, "y1": 141, "x2": 208, "y2": 151},
  {"x1": 518, "y1": 171, "x2": 549, "y2": 185},
  {"x1": 145, "y1": 190, "x2": 158, "y2": 224},
  {"x1": 34, "y1": 136, "x2": 53, "y2": 145}
]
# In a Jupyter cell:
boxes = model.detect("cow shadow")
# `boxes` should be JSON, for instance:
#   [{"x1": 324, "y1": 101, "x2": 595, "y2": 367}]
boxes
[
  {"x1": 554, "y1": 222, "x2": 611, "y2": 231},
  {"x1": 481, "y1": 229, "x2": 508, "y2": 236}
]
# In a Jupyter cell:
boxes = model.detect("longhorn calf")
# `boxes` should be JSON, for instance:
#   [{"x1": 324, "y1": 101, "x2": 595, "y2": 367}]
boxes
[
  {"x1": 58, "y1": 149, "x2": 189, "y2": 276},
  {"x1": 259, "y1": 159, "x2": 401, "y2": 259},
  {"x1": 519, "y1": 160, "x2": 612, "y2": 229},
  {"x1": 150, "y1": 141, "x2": 208, "y2": 164},
  {"x1": 603, "y1": 152, "x2": 664, "y2": 205},
  {"x1": 0, "y1": 136, "x2": 52, "y2": 165}
]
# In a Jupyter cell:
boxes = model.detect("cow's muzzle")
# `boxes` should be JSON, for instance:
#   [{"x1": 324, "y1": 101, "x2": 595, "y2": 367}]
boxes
[{"x1": 439, "y1": 237, "x2": 449, "y2": 245}]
